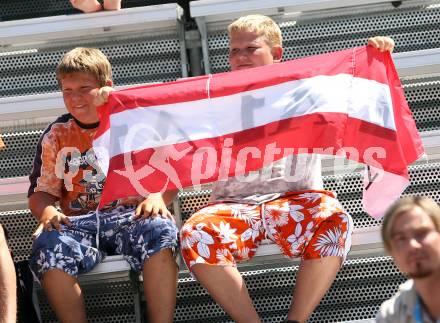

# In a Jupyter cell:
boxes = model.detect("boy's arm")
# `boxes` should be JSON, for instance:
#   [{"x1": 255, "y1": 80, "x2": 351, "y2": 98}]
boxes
[
  {"x1": 28, "y1": 124, "x2": 68, "y2": 237},
  {"x1": 134, "y1": 190, "x2": 178, "y2": 221},
  {"x1": 29, "y1": 191, "x2": 71, "y2": 237}
]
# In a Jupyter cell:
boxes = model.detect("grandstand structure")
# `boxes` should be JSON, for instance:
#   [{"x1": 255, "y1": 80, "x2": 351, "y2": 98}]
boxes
[{"x1": 0, "y1": 0, "x2": 439, "y2": 322}]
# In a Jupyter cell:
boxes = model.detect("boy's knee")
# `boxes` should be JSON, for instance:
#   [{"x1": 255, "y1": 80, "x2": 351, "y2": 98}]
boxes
[
  {"x1": 180, "y1": 213, "x2": 207, "y2": 233},
  {"x1": 136, "y1": 217, "x2": 179, "y2": 251},
  {"x1": 32, "y1": 229, "x2": 62, "y2": 250},
  {"x1": 140, "y1": 216, "x2": 178, "y2": 236}
]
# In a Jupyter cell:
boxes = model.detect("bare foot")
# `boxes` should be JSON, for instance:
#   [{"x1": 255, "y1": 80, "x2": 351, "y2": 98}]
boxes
[
  {"x1": 70, "y1": 0, "x2": 102, "y2": 13},
  {"x1": 103, "y1": 0, "x2": 121, "y2": 10}
]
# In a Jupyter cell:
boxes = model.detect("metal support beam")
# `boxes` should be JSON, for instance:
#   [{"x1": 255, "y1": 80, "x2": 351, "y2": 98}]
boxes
[
  {"x1": 195, "y1": 17, "x2": 212, "y2": 74},
  {"x1": 186, "y1": 30, "x2": 203, "y2": 77},
  {"x1": 177, "y1": 17, "x2": 189, "y2": 78}
]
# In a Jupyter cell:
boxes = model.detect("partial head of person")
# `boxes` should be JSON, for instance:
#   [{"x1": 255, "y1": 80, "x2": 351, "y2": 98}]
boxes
[
  {"x1": 382, "y1": 196, "x2": 440, "y2": 279},
  {"x1": 228, "y1": 14, "x2": 283, "y2": 71},
  {"x1": 56, "y1": 47, "x2": 113, "y2": 125}
]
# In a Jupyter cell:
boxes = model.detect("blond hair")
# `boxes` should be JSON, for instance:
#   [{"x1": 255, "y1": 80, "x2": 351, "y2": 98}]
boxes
[
  {"x1": 382, "y1": 196, "x2": 440, "y2": 251},
  {"x1": 56, "y1": 47, "x2": 112, "y2": 87},
  {"x1": 228, "y1": 14, "x2": 282, "y2": 48}
]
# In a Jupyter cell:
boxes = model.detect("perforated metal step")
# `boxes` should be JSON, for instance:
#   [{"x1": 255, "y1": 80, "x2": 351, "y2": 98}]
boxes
[
  {"x1": 206, "y1": 3, "x2": 440, "y2": 74},
  {"x1": 1, "y1": 34, "x2": 183, "y2": 98},
  {"x1": 37, "y1": 280, "x2": 140, "y2": 323},
  {"x1": 175, "y1": 255, "x2": 404, "y2": 322},
  {"x1": 0, "y1": 209, "x2": 36, "y2": 262}
]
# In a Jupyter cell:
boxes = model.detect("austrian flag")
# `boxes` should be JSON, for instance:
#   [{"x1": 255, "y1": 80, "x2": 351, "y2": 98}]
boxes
[{"x1": 94, "y1": 46, "x2": 425, "y2": 219}]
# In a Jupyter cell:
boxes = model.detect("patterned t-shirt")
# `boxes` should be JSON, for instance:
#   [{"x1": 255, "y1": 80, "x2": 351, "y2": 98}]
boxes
[
  {"x1": 210, "y1": 154, "x2": 323, "y2": 204},
  {"x1": 28, "y1": 114, "x2": 141, "y2": 216}
]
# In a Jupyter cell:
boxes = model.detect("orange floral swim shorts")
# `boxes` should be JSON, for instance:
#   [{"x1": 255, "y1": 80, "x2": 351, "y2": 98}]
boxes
[{"x1": 180, "y1": 190, "x2": 353, "y2": 270}]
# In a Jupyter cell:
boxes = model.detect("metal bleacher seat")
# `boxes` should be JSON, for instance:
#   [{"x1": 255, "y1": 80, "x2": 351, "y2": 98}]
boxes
[{"x1": 0, "y1": 3, "x2": 187, "y2": 322}]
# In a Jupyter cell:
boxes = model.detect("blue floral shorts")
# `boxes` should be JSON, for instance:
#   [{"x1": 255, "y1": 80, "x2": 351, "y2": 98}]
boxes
[{"x1": 29, "y1": 205, "x2": 179, "y2": 280}]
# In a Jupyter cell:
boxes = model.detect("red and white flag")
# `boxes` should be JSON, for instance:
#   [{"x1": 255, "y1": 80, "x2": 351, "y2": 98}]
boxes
[{"x1": 94, "y1": 46, "x2": 425, "y2": 219}]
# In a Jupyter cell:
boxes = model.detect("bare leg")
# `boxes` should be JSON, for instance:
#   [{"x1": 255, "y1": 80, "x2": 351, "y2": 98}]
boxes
[
  {"x1": 287, "y1": 256, "x2": 342, "y2": 322},
  {"x1": 0, "y1": 226, "x2": 16, "y2": 323},
  {"x1": 103, "y1": 0, "x2": 122, "y2": 10},
  {"x1": 142, "y1": 249, "x2": 178, "y2": 323},
  {"x1": 41, "y1": 269, "x2": 87, "y2": 323},
  {"x1": 192, "y1": 264, "x2": 261, "y2": 323},
  {"x1": 69, "y1": 0, "x2": 102, "y2": 12}
]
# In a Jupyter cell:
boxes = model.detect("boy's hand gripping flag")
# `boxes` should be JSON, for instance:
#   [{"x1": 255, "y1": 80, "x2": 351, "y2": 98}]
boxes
[{"x1": 93, "y1": 46, "x2": 425, "y2": 219}]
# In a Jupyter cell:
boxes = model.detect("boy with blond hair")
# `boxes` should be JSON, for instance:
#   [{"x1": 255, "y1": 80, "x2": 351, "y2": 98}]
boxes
[
  {"x1": 28, "y1": 47, "x2": 179, "y2": 323},
  {"x1": 180, "y1": 14, "x2": 394, "y2": 323}
]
